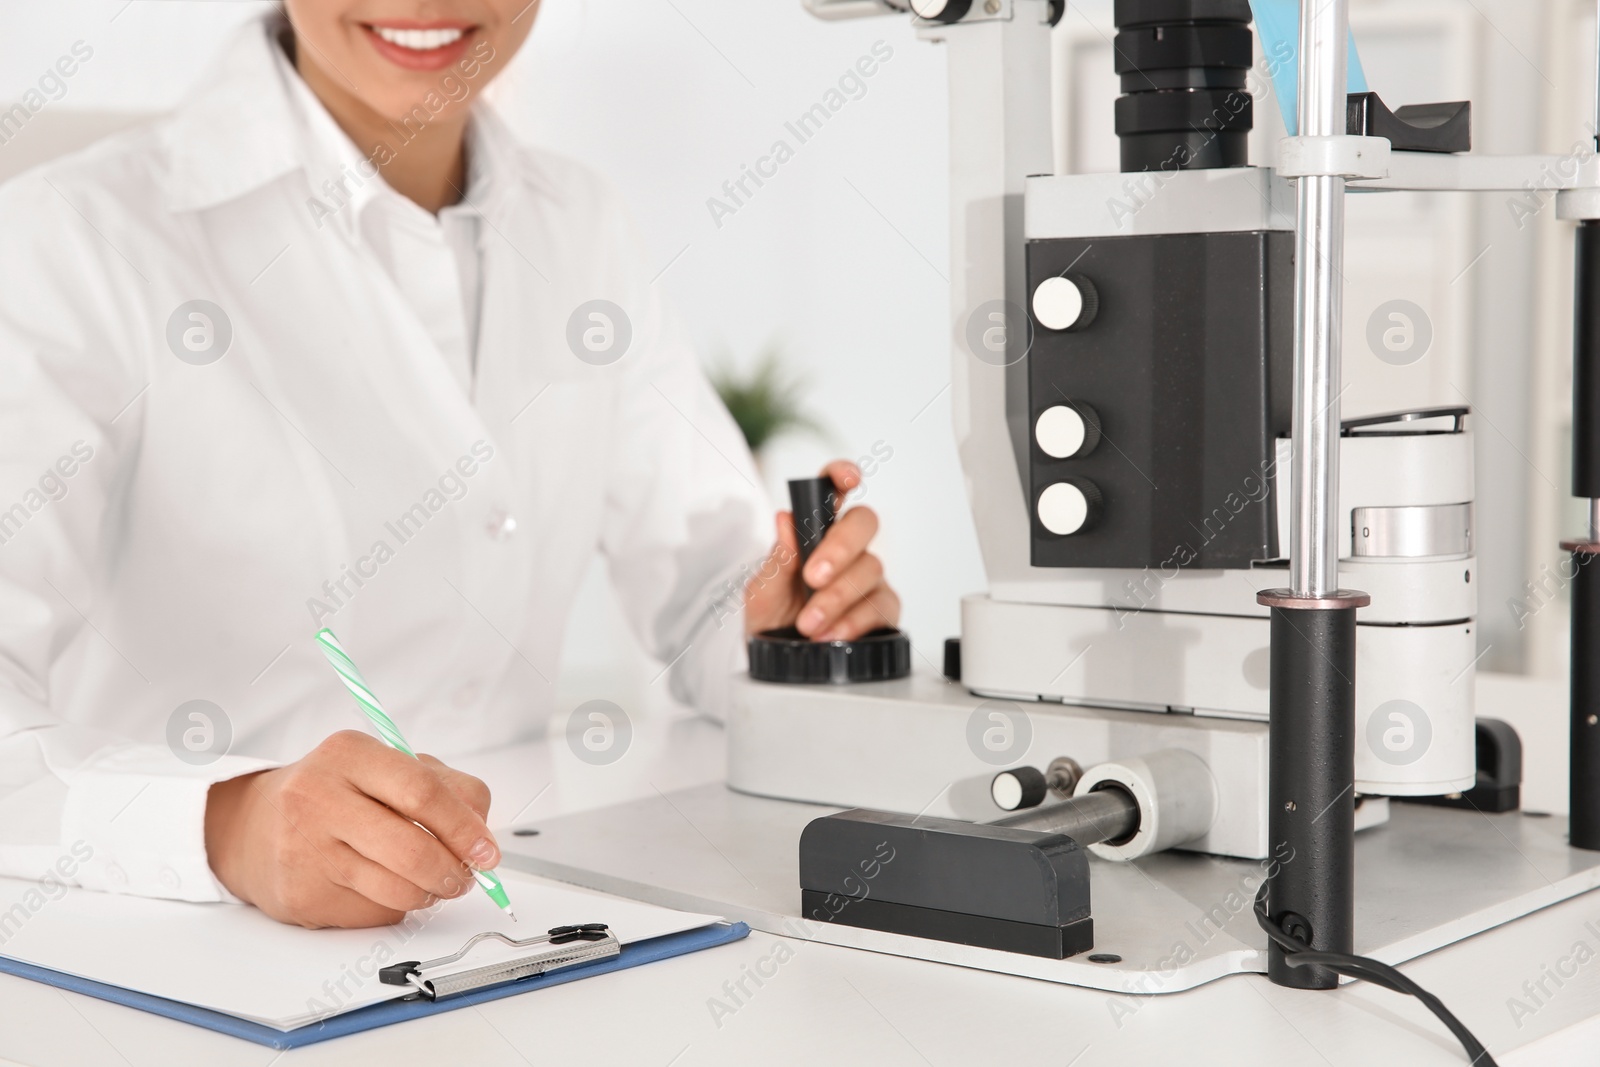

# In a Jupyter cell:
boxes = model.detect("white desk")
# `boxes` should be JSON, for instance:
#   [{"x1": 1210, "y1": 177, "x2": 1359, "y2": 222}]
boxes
[{"x1": 2, "y1": 714, "x2": 1597, "y2": 1067}]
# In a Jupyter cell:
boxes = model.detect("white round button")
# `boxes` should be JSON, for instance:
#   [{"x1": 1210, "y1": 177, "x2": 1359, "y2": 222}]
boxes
[
  {"x1": 1033, "y1": 276, "x2": 1085, "y2": 331},
  {"x1": 1038, "y1": 482, "x2": 1091, "y2": 535},
  {"x1": 1035, "y1": 406, "x2": 1088, "y2": 459},
  {"x1": 991, "y1": 773, "x2": 1024, "y2": 810}
]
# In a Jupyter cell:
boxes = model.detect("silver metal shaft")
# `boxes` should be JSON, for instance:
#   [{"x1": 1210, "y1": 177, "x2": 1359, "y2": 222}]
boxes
[
  {"x1": 1594, "y1": 1, "x2": 1600, "y2": 141},
  {"x1": 1590, "y1": 497, "x2": 1600, "y2": 543},
  {"x1": 991, "y1": 786, "x2": 1139, "y2": 846},
  {"x1": 1288, "y1": 0, "x2": 1350, "y2": 597}
]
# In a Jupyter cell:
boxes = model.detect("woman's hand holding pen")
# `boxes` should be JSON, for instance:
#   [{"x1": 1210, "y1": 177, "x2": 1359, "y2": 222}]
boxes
[{"x1": 203, "y1": 730, "x2": 500, "y2": 929}]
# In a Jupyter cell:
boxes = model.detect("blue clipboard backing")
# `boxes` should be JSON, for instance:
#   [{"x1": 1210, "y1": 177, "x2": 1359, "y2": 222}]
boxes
[{"x1": 0, "y1": 920, "x2": 750, "y2": 1049}]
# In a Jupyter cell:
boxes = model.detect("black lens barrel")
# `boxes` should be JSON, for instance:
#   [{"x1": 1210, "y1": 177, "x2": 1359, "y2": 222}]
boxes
[{"x1": 1113, "y1": 0, "x2": 1254, "y2": 172}]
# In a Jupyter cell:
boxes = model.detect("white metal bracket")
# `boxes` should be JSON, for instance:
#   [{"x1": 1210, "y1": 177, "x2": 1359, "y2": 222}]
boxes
[
  {"x1": 1559, "y1": 186, "x2": 1600, "y2": 221},
  {"x1": 1276, "y1": 135, "x2": 1392, "y2": 180}
]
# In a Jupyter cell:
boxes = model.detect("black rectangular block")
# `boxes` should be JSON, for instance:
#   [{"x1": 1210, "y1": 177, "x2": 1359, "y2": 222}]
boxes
[
  {"x1": 798, "y1": 809, "x2": 1095, "y2": 958},
  {"x1": 1026, "y1": 230, "x2": 1292, "y2": 570}
]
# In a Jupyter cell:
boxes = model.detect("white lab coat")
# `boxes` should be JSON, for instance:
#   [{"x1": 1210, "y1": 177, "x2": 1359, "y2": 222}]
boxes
[{"x1": 0, "y1": 18, "x2": 768, "y2": 904}]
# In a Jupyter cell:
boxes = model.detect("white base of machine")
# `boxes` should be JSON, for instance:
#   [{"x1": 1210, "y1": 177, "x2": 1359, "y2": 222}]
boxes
[
  {"x1": 501, "y1": 784, "x2": 1600, "y2": 994},
  {"x1": 728, "y1": 669, "x2": 1276, "y2": 859},
  {"x1": 958, "y1": 593, "x2": 1478, "y2": 796}
]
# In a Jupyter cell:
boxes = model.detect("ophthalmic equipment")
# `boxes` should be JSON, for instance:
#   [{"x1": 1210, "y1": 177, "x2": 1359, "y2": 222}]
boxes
[{"x1": 505, "y1": 2, "x2": 1600, "y2": 1063}]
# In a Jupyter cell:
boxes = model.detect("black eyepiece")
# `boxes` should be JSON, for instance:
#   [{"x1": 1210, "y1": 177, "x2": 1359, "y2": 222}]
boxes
[{"x1": 1112, "y1": 0, "x2": 1255, "y2": 173}]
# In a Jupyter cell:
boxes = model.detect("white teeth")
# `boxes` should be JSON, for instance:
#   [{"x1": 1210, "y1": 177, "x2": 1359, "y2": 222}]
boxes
[{"x1": 371, "y1": 26, "x2": 465, "y2": 51}]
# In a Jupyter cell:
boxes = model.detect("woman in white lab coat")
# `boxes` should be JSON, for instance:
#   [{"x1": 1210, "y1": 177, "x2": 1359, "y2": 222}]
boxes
[{"x1": 0, "y1": 2, "x2": 897, "y2": 927}]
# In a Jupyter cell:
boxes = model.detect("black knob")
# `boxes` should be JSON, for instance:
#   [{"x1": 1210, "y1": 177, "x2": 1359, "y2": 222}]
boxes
[
  {"x1": 749, "y1": 474, "x2": 910, "y2": 685},
  {"x1": 992, "y1": 766, "x2": 1049, "y2": 811}
]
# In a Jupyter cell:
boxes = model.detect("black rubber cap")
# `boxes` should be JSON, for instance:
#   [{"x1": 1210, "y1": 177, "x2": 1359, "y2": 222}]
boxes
[
  {"x1": 749, "y1": 626, "x2": 911, "y2": 685},
  {"x1": 379, "y1": 962, "x2": 421, "y2": 987}
]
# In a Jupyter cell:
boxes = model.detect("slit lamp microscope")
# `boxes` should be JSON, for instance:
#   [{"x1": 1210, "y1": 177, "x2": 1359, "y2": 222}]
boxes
[
  {"x1": 733, "y1": 0, "x2": 1600, "y2": 1027},
  {"x1": 511, "y1": 1, "x2": 1600, "y2": 1060}
]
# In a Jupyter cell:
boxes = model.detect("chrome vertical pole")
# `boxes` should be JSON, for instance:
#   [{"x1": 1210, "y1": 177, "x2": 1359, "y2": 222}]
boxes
[
  {"x1": 1288, "y1": 0, "x2": 1348, "y2": 597},
  {"x1": 1259, "y1": 0, "x2": 1368, "y2": 989}
]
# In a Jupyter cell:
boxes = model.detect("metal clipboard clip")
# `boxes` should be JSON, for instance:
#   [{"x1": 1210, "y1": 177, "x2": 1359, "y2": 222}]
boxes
[{"x1": 378, "y1": 923, "x2": 618, "y2": 1001}]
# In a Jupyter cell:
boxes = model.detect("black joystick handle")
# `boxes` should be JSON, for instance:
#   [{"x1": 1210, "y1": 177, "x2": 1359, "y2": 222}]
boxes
[
  {"x1": 748, "y1": 474, "x2": 910, "y2": 685},
  {"x1": 789, "y1": 477, "x2": 838, "y2": 589}
]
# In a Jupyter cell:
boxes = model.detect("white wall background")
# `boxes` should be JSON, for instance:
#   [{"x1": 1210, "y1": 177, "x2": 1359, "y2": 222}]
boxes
[
  {"x1": 0, "y1": 0, "x2": 1586, "y2": 711},
  {"x1": 494, "y1": 1, "x2": 971, "y2": 703}
]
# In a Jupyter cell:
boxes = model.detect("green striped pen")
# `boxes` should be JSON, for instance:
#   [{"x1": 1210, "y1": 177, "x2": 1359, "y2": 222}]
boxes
[{"x1": 313, "y1": 628, "x2": 517, "y2": 922}]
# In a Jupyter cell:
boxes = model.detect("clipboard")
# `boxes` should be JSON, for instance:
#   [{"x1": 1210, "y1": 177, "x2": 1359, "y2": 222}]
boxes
[
  {"x1": 0, "y1": 920, "x2": 749, "y2": 1050},
  {"x1": 0, "y1": 871, "x2": 747, "y2": 1050}
]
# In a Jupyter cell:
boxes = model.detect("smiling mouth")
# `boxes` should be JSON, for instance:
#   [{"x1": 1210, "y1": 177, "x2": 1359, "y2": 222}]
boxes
[
  {"x1": 367, "y1": 25, "x2": 466, "y2": 51},
  {"x1": 359, "y1": 21, "x2": 479, "y2": 71}
]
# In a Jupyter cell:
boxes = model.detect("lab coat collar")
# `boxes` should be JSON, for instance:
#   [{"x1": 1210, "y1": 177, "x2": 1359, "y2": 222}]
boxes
[
  {"x1": 158, "y1": 15, "x2": 556, "y2": 220},
  {"x1": 157, "y1": 16, "x2": 306, "y2": 215},
  {"x1": 274, "y1": 33, "x2": 388, "y2": 235}
]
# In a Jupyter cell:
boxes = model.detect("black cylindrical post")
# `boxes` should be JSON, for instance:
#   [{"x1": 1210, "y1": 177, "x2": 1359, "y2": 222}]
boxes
[
  {"x1": 1569, "y1": 219, "x2": 1600, "y2": 851},
  {"x1": 1259, "y1": 594, "x2": 1365, "y2": 988},
  {"x1": 1573, "y1": 222, "x2": 1600, "y2": 496}
]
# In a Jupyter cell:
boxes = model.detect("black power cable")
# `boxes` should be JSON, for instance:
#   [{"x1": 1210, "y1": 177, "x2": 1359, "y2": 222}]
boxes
[{"x1": 1253, "y1": 883, "x2": 1498, "y2": 1066}]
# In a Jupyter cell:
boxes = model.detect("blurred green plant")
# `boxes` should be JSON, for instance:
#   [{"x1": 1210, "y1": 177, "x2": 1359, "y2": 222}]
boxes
[{"x1": 708, "y1": 343, "x2": 824, "y2": 457}]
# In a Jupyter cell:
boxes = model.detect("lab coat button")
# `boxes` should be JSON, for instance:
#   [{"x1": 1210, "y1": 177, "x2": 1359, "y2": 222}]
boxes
[
  {"x1": 485, "y1": 509, "x2": 518, "y2": 540},
  {"x1": 105, "y1": 863, "x2": 127, "y2": 886},
  {"x1": 158, "y1": 866, "x2": 181, "y2": 891}
]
